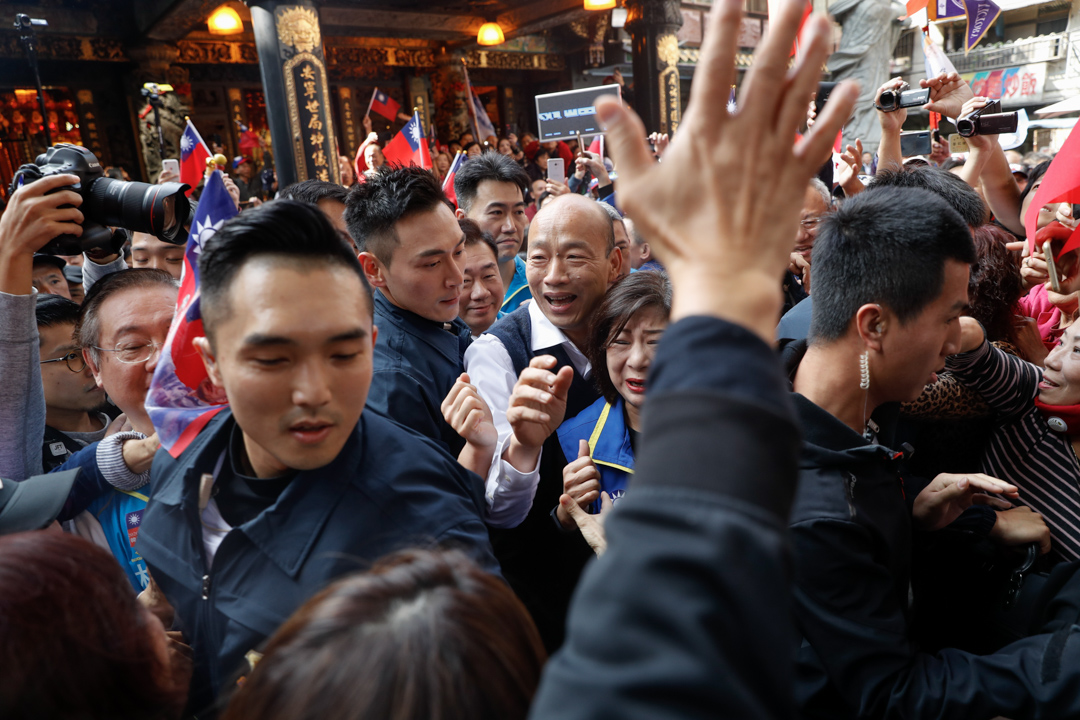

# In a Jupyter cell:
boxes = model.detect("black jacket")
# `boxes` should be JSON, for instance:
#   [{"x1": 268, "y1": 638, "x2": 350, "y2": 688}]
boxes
[
  {"x1": 137, "y1": 409, "x2": 498, "y2": 714},
  {"x1": 787, "y1": 344, "x2": 1080, "y2": 720},
  {"x1": 530, "y1": 316, "x2": 803, "y2": 720}
]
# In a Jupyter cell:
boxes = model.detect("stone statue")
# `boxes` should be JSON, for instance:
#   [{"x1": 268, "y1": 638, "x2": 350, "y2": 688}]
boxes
[{"x1": 827, "y1": 0, "x2": 906, "y2": 154}]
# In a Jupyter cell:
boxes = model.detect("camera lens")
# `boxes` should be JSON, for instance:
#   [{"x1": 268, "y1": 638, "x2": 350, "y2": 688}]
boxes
[{"x1": 84, "y1": 178, "x2": 191, "y2": 244}]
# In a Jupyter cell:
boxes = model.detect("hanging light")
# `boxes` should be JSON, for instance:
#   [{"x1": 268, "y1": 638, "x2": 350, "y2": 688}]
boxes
[
  {"x1": 477, "y1": 21, "x2": 505, "y2": 46},
  {"x1": 584, "y1": 0, "x2": 617, "y2": 10},
  {"x1": 207, "y1": 5, "x2": 243, "y2": 35}
]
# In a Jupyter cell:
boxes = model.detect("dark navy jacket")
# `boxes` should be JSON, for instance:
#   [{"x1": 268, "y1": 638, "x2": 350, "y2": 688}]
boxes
[
  {"x1": 367, "y1": 290, "x2": 472, "y2": 455},
  {"x1": 137, "y1": 408, "x2": 498, "y2": 714},
  {"x1": 530, "y1": 317, "x2": 803, "y2": 720}
]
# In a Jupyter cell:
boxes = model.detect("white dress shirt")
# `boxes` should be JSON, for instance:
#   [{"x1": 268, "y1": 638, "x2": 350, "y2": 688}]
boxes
[{"x1": 464, "y1": 300, "x2": 591, "y2": 528}]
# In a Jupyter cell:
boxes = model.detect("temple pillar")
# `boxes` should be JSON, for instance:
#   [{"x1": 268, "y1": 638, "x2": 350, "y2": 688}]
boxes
[
  {"x1": 432, "y1": 47, "x2": 470, "y2": 144},
  {"x1": 625, "y1": 0, "x2": 683, "y2": 135}
]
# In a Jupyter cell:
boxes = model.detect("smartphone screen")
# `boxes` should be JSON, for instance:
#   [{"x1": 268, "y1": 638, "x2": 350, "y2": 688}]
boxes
[
  {"x1": 899, "y1": 131, "x2": 932, "y2": 158},
  {"x1": 547, "y1": 158, "x2": 565, "y2": 185}
]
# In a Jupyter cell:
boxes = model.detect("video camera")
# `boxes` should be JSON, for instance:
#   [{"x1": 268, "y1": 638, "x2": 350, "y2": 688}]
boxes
[
  {"x1": 956, "y1": 99, "x2": 1019, "y2": 138},
  {"x1": 10, "y1": 144, "x2": 191, "y2": 255},
  {"x1": 877, "y1": 83, "x2": 930, "y2": 113}
]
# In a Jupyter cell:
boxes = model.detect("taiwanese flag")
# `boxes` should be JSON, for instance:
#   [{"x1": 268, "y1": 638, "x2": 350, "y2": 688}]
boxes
[
  {"x1": 443, "y1": 151, "x2": 465, "y2": 206},
  {"x1": 370, "y1": 88, "x2": 401, "y2": 122},
  {"x1": 383, "y1": 112, "x2": 432, "y2": 169},
  {"x1": 179, "y1": 119, "x2": 211, "y2": 198},
  {"x1": 145, "y1": 170, "x2": 237, "y2": 457}
]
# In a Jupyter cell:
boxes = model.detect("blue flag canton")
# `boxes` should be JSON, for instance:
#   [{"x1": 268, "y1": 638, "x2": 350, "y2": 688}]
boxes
[
  {"x1": 184, "y1": 171, "x2": 238, "y2": 287},
  {"x1": 404, "y1": 115, "x2": 424, "y2": 151},
  {"x1": 180, "y1": 125, "x2": 201, "y2": 161},
  {"x1": 375, "y1": 90, "x2": 388, "y2": 104}
]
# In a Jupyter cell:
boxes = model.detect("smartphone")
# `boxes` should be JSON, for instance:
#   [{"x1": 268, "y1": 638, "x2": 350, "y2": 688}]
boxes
[
  {"x1": 899, "y1": 131, "x2": 932, "y2": 158},
  {"x1": 161, "y1": 159, "x2": 180, "y2": 178},
  {"x1": 547, "y1": 158, "x2": 565, "y2": 185},
  {"x1": 815, "y1": 82, "x2": 837, "y2": 117},
  {"x1": 1044, "y1": 240, "x2": 1063, "y2": 294},
  {"x1": 948, "y1": 134, "x2": 970, "y2": 154}
]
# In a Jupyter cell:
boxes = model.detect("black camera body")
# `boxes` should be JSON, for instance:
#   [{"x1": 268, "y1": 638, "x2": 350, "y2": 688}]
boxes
[
  {"x1": 956, "y1": 99, "x2": 1019, "y2": 138},
  {"x1": 10, "y1": 144, "x2": 190, "y2": 255},
  {"x1": 877, "y1": 84, "x2": 930, "y2": 113}
]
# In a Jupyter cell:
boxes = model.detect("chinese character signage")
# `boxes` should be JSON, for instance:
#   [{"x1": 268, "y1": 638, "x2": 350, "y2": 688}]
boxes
[
  {"x1": 283, "y1": 54, "x2": 338, "y2": 183},
  {"x1": 963, "y1": 62, "x2": 1046, "y2": 108}
]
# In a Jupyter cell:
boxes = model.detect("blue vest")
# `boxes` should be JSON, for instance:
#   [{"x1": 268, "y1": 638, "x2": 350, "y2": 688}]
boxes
[
  {"x1": 84, "y1": 487, "x2": 151, "y2": 592},
  {"x1": 501, "y1": 256, "x2": 531, "y2": 314},
  {"x1": 557, "y1": 396, "x2": 634, "y2": 509}
]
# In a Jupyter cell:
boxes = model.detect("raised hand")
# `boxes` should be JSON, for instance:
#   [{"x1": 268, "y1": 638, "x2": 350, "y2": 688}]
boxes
[
  {"x1": 921, "y1": 71, "x2": 975, "y2": 122},
  {"x1": 595, "y1": 0, "x2": 858, "y2": 342},
  {"x1": 556, "y1": 439, "x2": 602, "y2": 529},
  {"x1": 0, "y1": 173, "x2": 84, "y2": 295},
  {"x1": 837, "y1": 139, "x2": 866, "y2": 198},
  {"x1": 912, "y1": 472, "x2": 1019, "y2": 532},
  {"x1": 504, "y1": 355, "x2": 574, "y2": 472},
  {"x1": 442, "y1": 373, "x2": 499, "y2": 477},
  {"x1": 560, "y1": 490, "x2": 613, "y2": 556}
]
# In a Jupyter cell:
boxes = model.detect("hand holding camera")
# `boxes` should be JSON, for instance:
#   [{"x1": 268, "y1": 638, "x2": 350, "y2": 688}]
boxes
[
  {"x1": 921, "y1": 71, "x2": 975, "y2": 121},
  {"x1": 956, "y1": 98, "x2": 1019, "y2": 138},
  {"x1": 874, "y1": 78, "x2": 909, "y2": 133},
  {"x1": 0, "y1": 173, "x2": 83, "y2": 295}
]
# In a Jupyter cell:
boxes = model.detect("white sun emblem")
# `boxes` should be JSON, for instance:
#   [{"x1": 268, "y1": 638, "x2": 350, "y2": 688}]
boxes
[
  {"x1": 192, "y1": 216, "x2": 226, "y2": 255},
  {"x1": 409, "y1": 121, "x2": 422, "y2": 146},
  {"x1": 127, "y1": 512, "x2": 141, "y2": 527},
  {"x1": 180, "y1": 133, "x2": 193, "y2": 154},
  {"x1": 727, "y1": 98, "x2": 737, "y2": 114}
]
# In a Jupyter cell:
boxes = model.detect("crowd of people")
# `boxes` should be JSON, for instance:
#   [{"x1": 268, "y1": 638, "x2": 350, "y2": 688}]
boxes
[{"x1": 6, "y1": 0, "x2": 1080, "y2": 717}]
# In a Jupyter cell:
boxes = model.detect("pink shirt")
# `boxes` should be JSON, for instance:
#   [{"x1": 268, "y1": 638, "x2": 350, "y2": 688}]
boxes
[{"x1": 1018, "y1": 283, "x2": 1064, "y2": 349}]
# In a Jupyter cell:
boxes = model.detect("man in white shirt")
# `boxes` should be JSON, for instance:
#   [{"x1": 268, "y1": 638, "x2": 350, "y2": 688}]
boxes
[{"x1": 464, "y1": 193, "x2": 622, "y2": 650}]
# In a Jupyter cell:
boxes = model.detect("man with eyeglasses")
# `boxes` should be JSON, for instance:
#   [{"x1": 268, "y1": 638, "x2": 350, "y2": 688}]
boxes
[{"x1": 784, "y1": 179, "x2": 832, "y2": 316}]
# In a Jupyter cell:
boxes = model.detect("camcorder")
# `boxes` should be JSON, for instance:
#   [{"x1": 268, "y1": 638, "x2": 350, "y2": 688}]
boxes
[
  {"x1": 956, "y1": 100, "x2": 1019, "y2": 138},
  {"x1": 877, "y1": 83, "x2": 930, "y2": 113},
  {"x1": 10, "y1": 144, "x2": 190, "y2": 255}
]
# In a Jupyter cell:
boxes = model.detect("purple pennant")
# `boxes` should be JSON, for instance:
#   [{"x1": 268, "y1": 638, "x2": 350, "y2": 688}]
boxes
[
  {"x1": 934, "y1": 0, "x2": 966, "y2": 19},
  {"x1": 964, "y1": 0, "x2": 1002, "y2": 53}
]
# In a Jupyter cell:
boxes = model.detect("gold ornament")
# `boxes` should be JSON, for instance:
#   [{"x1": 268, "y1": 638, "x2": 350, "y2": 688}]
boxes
[
  {"x1": 656, "y1": 33, "x2": 680, "y2": 68},
  {"x1": 276, "y1": 6, "x2": 321, "y2": 53}
]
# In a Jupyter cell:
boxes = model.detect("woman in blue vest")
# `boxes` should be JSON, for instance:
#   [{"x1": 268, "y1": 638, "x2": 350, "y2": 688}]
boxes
[{"x1": 555, "y1": 271, "x2": 671, "y2": 536}]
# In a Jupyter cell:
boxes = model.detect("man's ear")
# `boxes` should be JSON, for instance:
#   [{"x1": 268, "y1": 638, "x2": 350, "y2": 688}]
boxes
[
  {"x1": 83, "y1": 348, "x2": 105, "y2": 389},
  {"x1": 454, "y1": 207, "x2": 466, "y2": 220},
  {"x1": 641, "y1": 242, "x2": 651, "y2": 262},
  {"x1": 358, "y1": 251, "x2": 388, "y2": 289},
  {"x1": 193, "y1": 336, "x2": 224, "y2": 387},
  {"x1": 608, "y1": 245, "x2": 623, "y2": 283},
  {"x1": 854, "y1": 303, "x2": 888, "y2": 353}
]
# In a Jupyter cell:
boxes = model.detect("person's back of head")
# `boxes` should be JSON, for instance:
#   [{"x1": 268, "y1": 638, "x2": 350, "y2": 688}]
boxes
[
  {"x1": 809, "y1": 186, "x2": 976, "y2": 344},
  {"x1": 868, "y1": 165, "x2": 987, "y2": 228},
  {"x1": 0, "y1": 531, "x2": 180, "y2": 719},
  {"x1": 453, "y1": 151, "x2": 530, "y2": 214},
  {"x1": 968, "y1": 223, "x2": 1025, "y2": 351},
  {"x1": 222, "y1": 549, "x2": 546, "y2": 720},
  {"x1": 279, "y1": 179, "x2": 348, "y2": 207},
  {"x1": 35, "y1": 292, "x2": 82, "y2": 328}
]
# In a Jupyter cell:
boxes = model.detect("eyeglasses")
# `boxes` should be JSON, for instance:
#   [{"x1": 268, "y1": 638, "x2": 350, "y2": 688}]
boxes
[
  {"x1": 92, "y1": 340, "x2": 164, "y2": 364},
  {"x1": 40, "y1": 350, "x2": 87, "y2": 373},
  {"x1": 799, "y1": 216, "x2": 823, "y2": 230}
]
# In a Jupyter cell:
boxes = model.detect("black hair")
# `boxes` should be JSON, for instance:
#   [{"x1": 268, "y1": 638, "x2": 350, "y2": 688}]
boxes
[
  {"x1": 280, "y1": 180, "x2": 348, "y2": 206},
  {"x1": 454, "y1": 151, "x2": 530, "y2": 214},
  {"x1": 199, "y1": 200, "x2": 372, "y2": 339},
  {"x1": 869, "y1": 166, "x2": 986, "y2": 228},
  {"x1": 1018, "y1": 159, "x2": 1051, "y2": 210},
  {"x1": 809, "y1": 187, "x2": 976, "y2": 343},
  {"x1": 458, "y1": 218, "x2": 499, "y2": 261},
  {"x1": 344, "y1": 165, "x2": 448, "y2": 266},
  {"x1": 35, "y1": 294, "x2": 82, "y2": 329}
]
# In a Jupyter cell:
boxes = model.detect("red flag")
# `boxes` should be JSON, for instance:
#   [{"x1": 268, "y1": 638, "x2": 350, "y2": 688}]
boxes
[
  {"x1": 368, "y1": 88, "x2": 401, "y2": 122},
  {"x1": 1025, "y1": 122, "x2": 1080, "y2": 254},
  {"x1": 903, "y1": 0, "x2": 929, "y2": 19},
  {"x1": 443, "y1": 151, "x2": 464, "y2": 206},
  {"x1": 383, "y1": 112, "x2": 431, "y2": 169},
  {"x1": 587, "y1": 136, "x2": 602, "y2": 156},
  {"x1": 769, "y1": 0, "x2": 812, "y2": 56},
  {"x1": 179, "y1": 119, "x2": 211, "y2": 198}
]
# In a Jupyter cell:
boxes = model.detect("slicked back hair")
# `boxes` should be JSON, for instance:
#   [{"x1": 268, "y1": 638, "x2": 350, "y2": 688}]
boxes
[
  {"x1": 453, "y1": 151, "x2": 530, "y2": 215},
  {"x1": 868, "y1": 165, "x2": 986, "y2": 228},
  {"x1": 199, "y1": 200, "x2": 372, "y2": 341},
  {"x1": 809, "y1": 187, "x2": 976, "y2": 343},
  {"x1": 280, "y1": 179, "x2": 348, "y2": 206},
  {"x1": 344, "y1": 166, "x2": 448, "y2": 266},
  {"x1": 75, "y1": 269, "x2": 179, "y2": 363},
  {"x1": 35, "y1": 294, "x2": 82, "y2": 329}
]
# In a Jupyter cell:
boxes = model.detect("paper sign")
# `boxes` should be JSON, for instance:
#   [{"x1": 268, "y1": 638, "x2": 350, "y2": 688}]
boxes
[{"x1": 535, "y1": 85, "x2": 622, "y2": 141}]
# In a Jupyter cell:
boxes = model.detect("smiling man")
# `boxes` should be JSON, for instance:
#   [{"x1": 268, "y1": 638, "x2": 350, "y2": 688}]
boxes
[
  {"x1": 454, "y1": 151, "x2": 533, "y2": 312},
  {"x1": 345, "y1": 166, "x2": 474, "y2": 454},
  {"x1": 136, "y1": 200, "x2": 498, "y2": 714}
]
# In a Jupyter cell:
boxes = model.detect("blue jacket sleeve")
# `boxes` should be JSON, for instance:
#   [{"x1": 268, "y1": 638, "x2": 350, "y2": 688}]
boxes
[
  {"x1": 52, "y1": 441, "x2": 111, "y2": 521},
  {"x1": 529, "y1": 316, "x2": 802, "y2": 720},
  {"x1": 366, "y1": 370, "x2": 448, "y2": 451}
]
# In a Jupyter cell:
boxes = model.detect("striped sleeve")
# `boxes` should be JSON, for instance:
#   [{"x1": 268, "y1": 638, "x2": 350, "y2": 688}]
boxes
[{"x1": 947, "y1": 339, "x2": 1040, "y2": 422}]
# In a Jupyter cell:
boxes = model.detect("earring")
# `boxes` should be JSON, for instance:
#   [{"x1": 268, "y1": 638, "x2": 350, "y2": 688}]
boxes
[{"x1": 859, "y1": 352, "x2": 870, "y2": 390}]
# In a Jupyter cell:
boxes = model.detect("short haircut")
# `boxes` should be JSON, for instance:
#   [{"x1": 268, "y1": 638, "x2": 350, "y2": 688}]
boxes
[
  {"x1": 809, "y1": 187, "x2": 976, "y2": 343},
  {"x1": 35, "y1": 294, "x2": 82, "y2": 329},
  {"x1": 76, "y1": 269, "x2": 179, "y2": 362},
  {"x1": 199, "y1": 200, "x2": 372, "y2": 339},
  {"x1": 808, "y1": 178, "x2": 832, "y2": 207},
  {"x1": 587, "y1": 272, "x2": 673, "y2": 405},
  {"x1": 459, "y1": 218, "x2": 499, "y2": 262},
  {"x1": 1019, "y1": 159, "x2": 1051, "y2": 209},
  {"x1": 869, "y1": 166, "x2": 986, "y2": 228},
  {"x1": 344, "y1": 166, "x2": 447, "y2": 266},
  {"x1": 220, "y1": 549, "x2": 546, "y2": 720},
  {"x1": 279, "y1": 179, "x2": 348, "y2": 206},
  {"x1": 597, "y1": 201, "x2": 626, "y2": 234},
  {"x1": 453, "y1": 151, "x2": 530, "y2": 214}
]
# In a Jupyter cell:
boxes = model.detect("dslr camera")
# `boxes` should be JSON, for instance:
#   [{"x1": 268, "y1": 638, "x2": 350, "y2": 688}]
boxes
[
  {"x1": 956, "y1": 99, "x2": 1019, "y2": 138},
  {"x1": 877, "y1": 83, "x2": 931, "y2": 113},
  {"x1": 10, "y1": 144, "x2": 191, "y2": 255}
]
